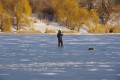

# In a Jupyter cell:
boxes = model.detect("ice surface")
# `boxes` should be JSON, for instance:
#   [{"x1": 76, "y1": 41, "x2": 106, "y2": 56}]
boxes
[{"x1": 0, "y1": 34, "x2": 120, "y2": 80}]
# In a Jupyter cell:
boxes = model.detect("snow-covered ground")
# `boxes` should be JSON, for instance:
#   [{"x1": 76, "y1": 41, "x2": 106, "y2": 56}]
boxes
[
  {"x1": 0, "y1": 34, "x2": 120, "y2": 80},
  {"x1": 33, "y1": 21, "x2": 70, "y2": 33},
  {"x1": 8, "y1": 13, "x2": 120, "y2": 34},
  {"x1": 11, "y1": 18, "x2": 88, "y2": 34},
  {"x1": 108, "y1": 13, "x2": 120, "y2": 26}
]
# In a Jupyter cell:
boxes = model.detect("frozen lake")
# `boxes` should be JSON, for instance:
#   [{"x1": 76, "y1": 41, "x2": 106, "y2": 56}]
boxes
[{"x1": 0, "y1": 34, "x2": 120, "y2": 80}]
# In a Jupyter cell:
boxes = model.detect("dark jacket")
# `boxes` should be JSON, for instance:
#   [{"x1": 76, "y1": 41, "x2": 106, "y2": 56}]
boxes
[{"x1": 57, "y1": 32, "x2": 63, "y2": 42}]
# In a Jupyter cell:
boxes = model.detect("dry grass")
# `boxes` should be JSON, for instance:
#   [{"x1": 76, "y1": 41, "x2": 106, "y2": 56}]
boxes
[
  {"x1": 3, "y1": 32, "x2": 13, "y2": 34},
  {"x1": 45, "y1": 28, "x2": 56, "y2": 33},
  {"x1": 88, "y1": 26, "x2": 106, "y2": 33},
  {"x1": 88, "y1": 24, "x2": 120, "y2": 33},
  {"x1": 62, "y1": 30, "x2": 78, "y2": 33},
  {"x1": 17, "y1": 30, "x2": 41, "y2": 34},
  {"x1": 113, "y1": 25, "x2": 120, "y2": 33}
]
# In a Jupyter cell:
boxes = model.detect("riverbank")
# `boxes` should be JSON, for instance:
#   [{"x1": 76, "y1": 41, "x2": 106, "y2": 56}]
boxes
[{"x1": 1, "y1": 31, "x2": 120, "y2": 35}]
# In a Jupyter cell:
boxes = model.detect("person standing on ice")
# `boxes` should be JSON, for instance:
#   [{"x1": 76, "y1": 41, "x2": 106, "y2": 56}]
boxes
[{"x1": 57, "y1": 30, "x2": 63, "y2": 48}]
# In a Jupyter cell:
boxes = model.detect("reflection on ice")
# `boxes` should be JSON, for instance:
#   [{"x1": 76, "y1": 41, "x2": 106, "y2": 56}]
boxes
[
  {"x1": 41, "y1": 73, "x2": 58, "y2": 76},
  {"x1": 0, "y1": 61, "x2": 119, "y2": 72},
  {"x1": 69, "y1": 42, "x2": 120, "y2": 45},
  {"x1": 86, "y1": 65, "x2": 94, "y2": 67},
  {"x1": 51, "y1": 69, "x2": 65, "y2": 73},
  {"x1": 106, "y1": 69, "x2": 115, "y2": 71},
  {"x1": 20, "y1": 59, "x2": 31, "y2": 62},
  {"x1": 101, "y1": 79, "x2": 108, "y2": 80},
  {"x1": 99, "y1": 65, "x2": 111, "y2": 68},
  {"x1": 88, "y1": 68, "x2": 98, "y2": 71},
  {"x1": 116, "y1": 74, "x2": 120, "y2": 76},
  {"x1": 0, "y1": 74, "x2": 10, "y2": 76}
]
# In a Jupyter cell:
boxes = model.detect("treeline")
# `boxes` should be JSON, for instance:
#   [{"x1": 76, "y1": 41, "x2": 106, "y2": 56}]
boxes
[
  {"x1": 30, "y1": 0, "x2": 120, "y2": 32},
  {"x1": 0, "y1": 0, "x2": 31, "y2": 32},
  {"x1": 30, "y1": 0, "x2": 99, "y2": 31}
]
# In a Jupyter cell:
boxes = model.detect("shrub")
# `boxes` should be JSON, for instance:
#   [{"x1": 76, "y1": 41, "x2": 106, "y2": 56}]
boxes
[
  {"x1": 113, "y1": 25, "x2": 120, "y2": 33},
  {"x1": 45, "y1": 28, "x2": 56, "y2": 33},
  {"x1": 88, "y1": 24, "x2": 119, "y2": 33},
  {"x1": 62, "y1": 30, "x2": 78, "y2": 33},
  {"x1": 17, "y1": 30, "x2": 41, "y2": 34}
]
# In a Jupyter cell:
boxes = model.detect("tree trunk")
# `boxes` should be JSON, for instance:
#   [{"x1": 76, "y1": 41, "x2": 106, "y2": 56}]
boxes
[
  {"x1": 16, "y1": 20, "x2": 20, "y2": 30},
  {"x1": 0, "y1": 16, "x2": 4, "y2": 31}
]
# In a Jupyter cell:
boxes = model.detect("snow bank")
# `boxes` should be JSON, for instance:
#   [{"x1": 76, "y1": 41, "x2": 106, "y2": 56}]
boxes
[
  {"x1": 12, "y1": 17, "x2": 88, "y2": 34},
  {"x1": 80, "y1": 25, "x2": 88, "y2": 33},
  {"x1": 33, "y1": 21, "x2": 70, "y2": 33},
  {"x1": 108, "y1": 13, "x2": 120, "y2": 26}
]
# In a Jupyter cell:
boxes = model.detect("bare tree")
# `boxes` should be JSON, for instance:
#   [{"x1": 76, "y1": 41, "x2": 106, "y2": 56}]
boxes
[{"x1": 92, "y1": 0, "x2": 120, "y2": 25}]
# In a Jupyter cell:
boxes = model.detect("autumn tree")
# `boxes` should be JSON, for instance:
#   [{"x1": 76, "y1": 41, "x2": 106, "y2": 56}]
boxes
[
  {"x1": 52, "y1": 0, "x2": 86, "y2": 30},
  {"x1": 14, "y1": 0, "x2": 32, "y2": 30},
  {"x1": 0, "y1": 0, "x2": 3, "y2": 31},
  {"x1": 29, "y1": 0, "x2": 119, "y2": 32},
  {"x1": 0, "y1": 0, "x2": 32, "y2": 32},
  {"x1": 0, "y1": 0, "x2": 12, "y2": 32},
  {"x1": 51, "y1": 0, "x2": 99, "y2": 31},
  {"x1": 87, "y1": 0, "x2": 120, "y2": 25}
]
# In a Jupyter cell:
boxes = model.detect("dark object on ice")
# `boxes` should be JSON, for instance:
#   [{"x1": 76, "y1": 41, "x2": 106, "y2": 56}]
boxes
[
  {"x1": 88, "y1": 47, "x2": 94, "y2": 50},
  {"x1": 57, "y1": 30, "x2": 63, "y2": 48}
]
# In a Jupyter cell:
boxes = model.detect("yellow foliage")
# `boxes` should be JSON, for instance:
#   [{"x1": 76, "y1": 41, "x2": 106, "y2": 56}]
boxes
[
  {"x1": 113, "y1": 25, "x2": 120, "y2": 33},
  {"x1": 0, "y1": 0, "x2": 32, "y2": 32},
  {"x1": 51, "y1": 0, "x2": 80, "y2": 29},
  {"x1": 0, "y1": 1, "x2": 12, "y2": 32},
  {"x1": 45, "y1": 28, "x2": 56, "y2": 33},
  {"x1": 88, "y1": 9, "x2": 99, "y2": 27},
  {"x1": 14, "y1": 0, "x2": 31, "y2": 17},
  {"x1": 88, "y1": 26, "x2": 106, "y2": 33},
  {"x1": 24, "y1": 0, "x2": 32, "y2": 16},
  {"x1": 14, "y1": 0, "x2": 32, "y2": 30},
  {"x1": 79, "y1": 7, "x2": 89, "y2": 19},
  {"x1": 2, "y1": 13, "x2": 12, "y2": 32},
  {"x1": 88, "y1": 24, "x2": 120, "y2": 33},
  {"x1": 17, "y1": 30, "x2": 40, "y2": 34},
  {"x1": 51, "y1": 0, "x2": 98, "y2": 31},
  {"x1": 0, "y1": 1, "x2": 2, "y2": 14},
  {"x1": 62, "y1": 30, "x2": 78, "y2": 33}
]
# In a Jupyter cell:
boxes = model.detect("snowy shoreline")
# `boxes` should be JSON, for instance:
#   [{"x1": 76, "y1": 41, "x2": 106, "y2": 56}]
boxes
[{"x1": 0, "y1": 32, "x2": 120, "y2": 35}]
